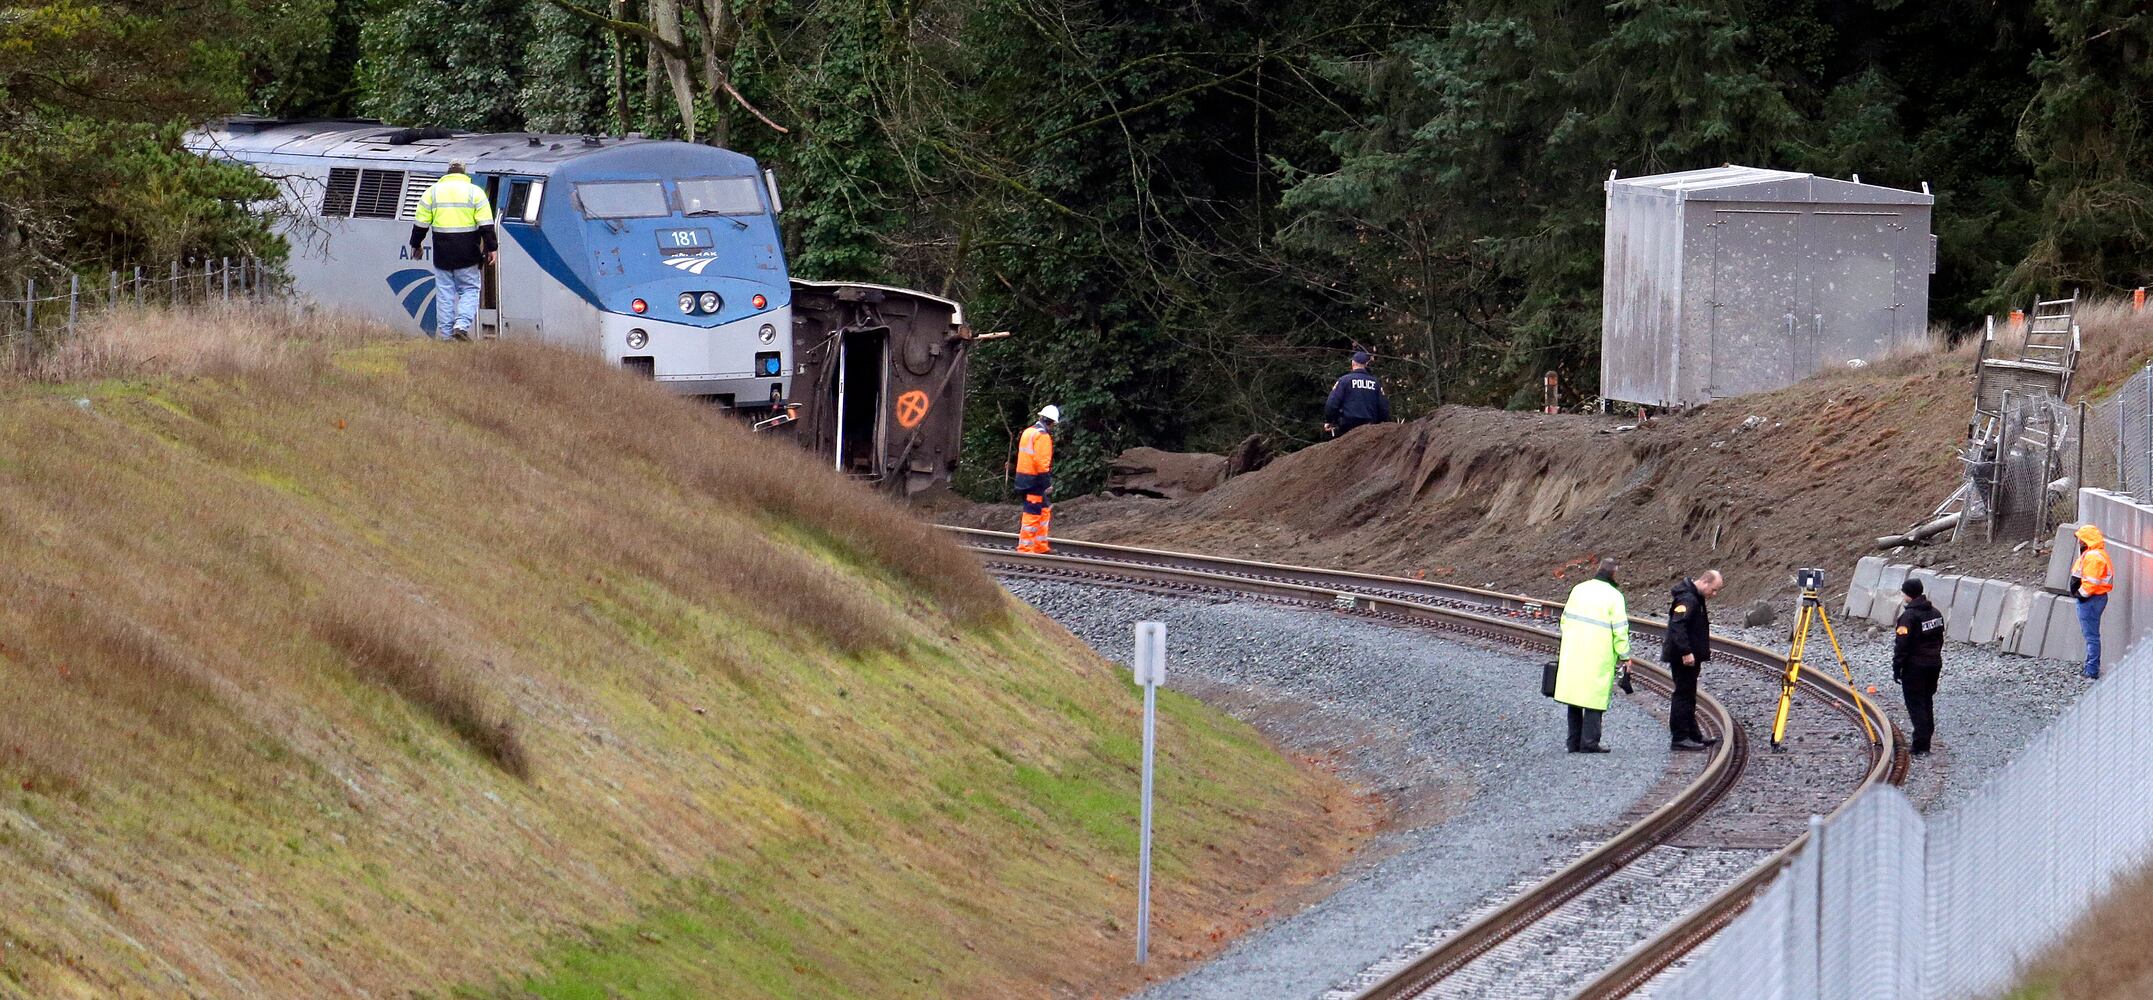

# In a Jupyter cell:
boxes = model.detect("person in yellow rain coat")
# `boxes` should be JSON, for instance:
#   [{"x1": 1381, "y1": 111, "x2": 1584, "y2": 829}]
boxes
[{"x1": 1556, "y1": 558, "x2": 1636, "y2": 753}]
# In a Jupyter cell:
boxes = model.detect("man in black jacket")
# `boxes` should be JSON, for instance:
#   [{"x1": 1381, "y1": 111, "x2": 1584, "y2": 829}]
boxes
[
  {"x1": 1892, "y1": 578, "x2": 1947, "y2": 756},
  {"x1": 1323, "y1": 350, "x2": 1392, "y2": 437},
  {"x1": 1662, "y1": 569, "x2": 1724, "y2": 751}
]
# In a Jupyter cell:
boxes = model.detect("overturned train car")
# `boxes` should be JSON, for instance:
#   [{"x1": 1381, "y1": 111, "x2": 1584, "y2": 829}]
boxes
[{"x1": 784, "y1": 281, "x2": 973, "y2": 496}]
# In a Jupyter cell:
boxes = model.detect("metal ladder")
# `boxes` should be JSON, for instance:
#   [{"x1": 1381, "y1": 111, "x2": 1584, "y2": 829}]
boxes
[{"x1": 2020, "y1": 293, "x2": 2079, "y2": 376}]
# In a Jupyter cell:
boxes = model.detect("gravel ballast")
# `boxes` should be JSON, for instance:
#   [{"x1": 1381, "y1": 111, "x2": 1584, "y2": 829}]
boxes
[
  {"x1": 1000, "y1": 579, "x2": 1678, "y2": 1000},
  {"x1": 1715, "y1": 615, "x2": 2090, "y2": 814}
]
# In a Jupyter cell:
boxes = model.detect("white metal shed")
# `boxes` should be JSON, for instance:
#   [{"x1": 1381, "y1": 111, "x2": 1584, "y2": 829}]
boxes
[{"x1": 1600, "y1": 166, "x2": 1935, "y2": 408}]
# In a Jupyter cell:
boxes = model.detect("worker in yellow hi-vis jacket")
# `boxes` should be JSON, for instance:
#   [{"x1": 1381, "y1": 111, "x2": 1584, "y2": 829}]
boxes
[
  {"x1": 407, "y1": 160, "x2": 497, "y2": 341},
  {"x1": 1556, "y1": 557, "x2": 1635, "y2": 753}
]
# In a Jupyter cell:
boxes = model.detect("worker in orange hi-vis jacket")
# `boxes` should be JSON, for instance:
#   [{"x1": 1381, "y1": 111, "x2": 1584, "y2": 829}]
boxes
[
  {"x1": 1013, "y1": 405, "x2": 1060, "y2": 553},
  {"x1": 2071, "y1": 523, "x2": 2114, "y2": 679}
]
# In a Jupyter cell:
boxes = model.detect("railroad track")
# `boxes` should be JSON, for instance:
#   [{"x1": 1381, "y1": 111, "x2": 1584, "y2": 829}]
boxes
[{"x1": 941, "y1": 527, "x2": 1906, "y2": 999}]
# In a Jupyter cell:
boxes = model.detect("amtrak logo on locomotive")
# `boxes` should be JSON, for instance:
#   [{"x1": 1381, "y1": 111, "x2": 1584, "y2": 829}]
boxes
[{"x1": 385, "y1": 268, "x2": 439, "y2": 335}]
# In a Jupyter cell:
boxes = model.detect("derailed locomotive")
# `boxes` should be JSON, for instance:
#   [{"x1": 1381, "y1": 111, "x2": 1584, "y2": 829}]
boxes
[{"x1": 189, "y1": 116, "x2": 974, "y2": 494}]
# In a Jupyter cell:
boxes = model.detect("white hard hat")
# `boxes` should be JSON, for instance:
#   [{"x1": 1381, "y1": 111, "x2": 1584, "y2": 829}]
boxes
[{"x1": 1038, "y1": 404, "x2": 1061, "y2": 422}]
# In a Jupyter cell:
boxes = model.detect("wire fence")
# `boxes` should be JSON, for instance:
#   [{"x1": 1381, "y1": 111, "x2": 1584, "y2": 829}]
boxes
[
  {"x1": 1654, "y1": 586, "x2": 2153, "y2": 1000},
  {"x1": 2095, "y1": 363, "x2": 2153, "y2": 504},
  {"x1": 0, "y1": 258, "x2": 275, "y2": 344}
]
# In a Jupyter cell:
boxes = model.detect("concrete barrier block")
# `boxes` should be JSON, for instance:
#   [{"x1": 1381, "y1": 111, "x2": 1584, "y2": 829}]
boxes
[
  {"x1": 1970, "y1": 578, "x2": 2014, "y2": 644},
  {"x1": 1928, "y1": 574, "x2": 1964, "y2": 625},
  {"x1": 1873, "y1": 564, "x2": 1911, "y2": 625},
  {"x1": 1996, "y1": 585, "x2": 2036, "y2": 649},
  {"x1": 1847, "y1": 557, "x2": 1885, "y2": 619},
  {"x1": 1948, "y1": 578, "x2": 1985, "y2": 642},
  {"x1": 2046, "y1": 522, "x2": 2081, "y2": 593},
  {"x1": 2012, "y1": 591, "x2": 2054, "y2": 656},
  {"x1": 2042, "y1": 596, "x2": 2085, "y2": 662}
]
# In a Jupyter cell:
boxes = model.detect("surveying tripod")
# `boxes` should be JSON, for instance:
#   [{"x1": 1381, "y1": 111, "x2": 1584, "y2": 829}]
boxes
[{"x1": 1770, "y1": 568, "x2": 1881, "y2": 751}]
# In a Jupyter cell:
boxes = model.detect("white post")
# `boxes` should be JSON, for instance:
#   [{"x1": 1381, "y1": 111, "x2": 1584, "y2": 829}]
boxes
[
  {"x1": 1132, "y1": 620, "x2": 1166, "y2": 964},
  {"x1": 834, "y1": 339, "x2": 849, "y2": 472}
]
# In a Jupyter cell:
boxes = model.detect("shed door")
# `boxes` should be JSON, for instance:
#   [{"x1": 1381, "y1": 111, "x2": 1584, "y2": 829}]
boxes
[
  {"x1": 1807, "y1": 212, "x2": 1900, "y2": 372},
  {"x1": 1708, "y1": 210, "x2": 1801, "y2": 398}
]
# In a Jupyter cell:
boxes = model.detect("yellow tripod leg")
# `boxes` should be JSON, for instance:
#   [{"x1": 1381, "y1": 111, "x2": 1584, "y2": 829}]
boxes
[
  {"x1": 1772, "y1": 604, "x2": 1807, "y2": 748},
  {"x1": 1815, "y1": 605, "x2": 1880, "y2": 744}
]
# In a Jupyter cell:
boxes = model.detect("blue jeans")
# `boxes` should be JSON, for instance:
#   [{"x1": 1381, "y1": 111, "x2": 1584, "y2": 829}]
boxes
[
  {"x1": 432, "y1": 264, "x2": 482, "y2": 339},
  {"x1": 2078, "y1": 593, "x2": 2108, "y2": 678}
]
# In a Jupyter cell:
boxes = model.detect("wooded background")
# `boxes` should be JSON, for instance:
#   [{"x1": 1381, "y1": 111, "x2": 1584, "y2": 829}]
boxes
[{"x1": 4, "y1": 1, "x2": 2149, "y2": 492}]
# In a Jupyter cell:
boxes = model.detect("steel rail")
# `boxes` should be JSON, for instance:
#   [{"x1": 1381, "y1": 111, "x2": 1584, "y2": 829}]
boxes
[{"x1": 945, "y1": 527, "x2": 1903, "y2": 999}]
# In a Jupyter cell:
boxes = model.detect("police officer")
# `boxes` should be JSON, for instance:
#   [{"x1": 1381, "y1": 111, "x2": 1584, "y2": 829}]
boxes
[
  {"x1": 1555, "y1": 558, "x2": 1636, "y2": 753},
  {"x1": 1892, "y1": 578, "x2": 1946, "y2": 756},
  {"x1": 407, "y1": 160, "x2": 498, "y2": 341},
  {"x1": 1323, "y1": 350, "x2": 1392, "y2": 437},
  {"x1": 1013, "y1": 405, "x2": 1059, "y2": 553},
  {"x1": 1662, "y1": 569, "x2": 1724, "y2": 752}
]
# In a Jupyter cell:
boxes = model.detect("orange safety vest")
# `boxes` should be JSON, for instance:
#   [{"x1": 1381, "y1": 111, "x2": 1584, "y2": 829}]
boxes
[
  {"x1": 2074, "y1": 546, "x2": 2114, "y2": 596},
  {"x1": 1017, "y1": 426, "x2": 1053, "y2": 476}
]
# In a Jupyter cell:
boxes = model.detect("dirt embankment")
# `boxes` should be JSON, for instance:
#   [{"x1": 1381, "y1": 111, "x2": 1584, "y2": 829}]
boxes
[{"x1": 983, "y1": 353, "x2": 2021, "y2": 611}]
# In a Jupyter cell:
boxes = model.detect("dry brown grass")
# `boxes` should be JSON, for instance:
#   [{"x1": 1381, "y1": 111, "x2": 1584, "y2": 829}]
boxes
[
  {"x1": 2059, "y1": 298, "x2": 2153, "y2": 397},
  {"x1": 314, "y1": 597, "x2": 531, "y2": 780},
  {"x1": 21, "y1": 303, "x2": 384, "y2": 381},
  {"x1": 1845, "y1": 299, "x2": 2153, "y2": 398},
  {"x1": 430, "y1": 343, "x2": 1008, "y2": 630},
  {"x1": 1999, "y1": 863, "x2": 2153, "y2": 1000}
]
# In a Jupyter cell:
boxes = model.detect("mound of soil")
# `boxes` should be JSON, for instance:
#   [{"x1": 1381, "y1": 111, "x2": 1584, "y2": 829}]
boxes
[{"x1": 1030, "y1": 355, "x2": 2054, "y2": 609}]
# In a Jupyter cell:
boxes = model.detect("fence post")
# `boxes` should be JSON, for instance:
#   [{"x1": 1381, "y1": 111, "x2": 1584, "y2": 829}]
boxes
[
  {"x1": 107, "y1": 270, "x2": 118, "y2": 309},
  {"x1": 67, "y1": 273, "x2": 79, "y2": 335},
  {"x1": 23, "y1": 278, "x2": 33, "y2": 340},
  {"x1": 133, "y1": 266, "x2": 142, "y2": 307},
  {"x1": 2078, "y1": 401, "x2": 2088, "y2": 521},
  {"x1": 169, "y1": 261, "x2": 179, "y2": 305},
  {"x1": 221, "y1": 257, "x2": 230, "y2": 302}
]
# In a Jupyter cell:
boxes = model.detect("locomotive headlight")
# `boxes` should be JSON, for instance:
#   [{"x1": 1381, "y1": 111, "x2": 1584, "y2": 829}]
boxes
[
  {"x1": 758, "y1": 324, "x2": 777, "y2": 344},
  {"x1": 699, "y1": 291, "x2": 722, "y2": 314},
  {"x1": 631, "y1": 298, "x2": 647, "y2": 314},
  {"x1": 751, "y1": 294, "x2": 767, "y2": 310},
  {"x1": 626, "y1": 328, "x2": 649, "y2": 350},
  {"x1": 678, "y1": 292, "x2": 697, "y2": 315}
]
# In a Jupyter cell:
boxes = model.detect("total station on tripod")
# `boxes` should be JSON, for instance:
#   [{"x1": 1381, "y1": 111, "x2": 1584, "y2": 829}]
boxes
[{"x1": 1772, "y1": 563, "x2": 1880, "y2": 750}]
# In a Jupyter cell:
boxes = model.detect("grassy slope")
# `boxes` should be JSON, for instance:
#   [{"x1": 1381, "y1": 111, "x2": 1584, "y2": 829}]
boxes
[
  {"x1": 0, "y1": 310, "x2": 1363, "y2": 998},
  {"x1": 1998, "y1": 862, "x2": 2153, "y2": 1000}
]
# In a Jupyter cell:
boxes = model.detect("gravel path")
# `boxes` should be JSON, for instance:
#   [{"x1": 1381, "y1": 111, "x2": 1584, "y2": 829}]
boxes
[
  {"x1": 1000, "y1": 579, "x2": 1677, "y2": 1000},
  {"x1": 1714, "y1": 616, "x2": 2090, "y2": 814}
]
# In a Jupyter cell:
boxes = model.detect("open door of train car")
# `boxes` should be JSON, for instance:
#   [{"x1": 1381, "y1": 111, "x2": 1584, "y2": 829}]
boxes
[{"x1": 785, "y1": 281, "x2": 975, "y2": 496}]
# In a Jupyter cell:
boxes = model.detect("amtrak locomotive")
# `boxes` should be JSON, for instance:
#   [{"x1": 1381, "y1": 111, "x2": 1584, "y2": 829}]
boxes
[
  {"x1": 190, "y1": 118, "x2": 978, "y2": 493},
  {"x1": 191, "y1": 117, "x2": 798, "y2": 407}
]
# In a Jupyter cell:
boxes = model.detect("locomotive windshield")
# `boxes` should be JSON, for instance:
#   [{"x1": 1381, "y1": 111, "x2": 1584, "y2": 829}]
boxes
[
  {"x1": 678, "y1": 177, "x2": 763, "y2": 216},
  {"x1": 575, "y1": 180, "x2": 669, "y2": 219}
]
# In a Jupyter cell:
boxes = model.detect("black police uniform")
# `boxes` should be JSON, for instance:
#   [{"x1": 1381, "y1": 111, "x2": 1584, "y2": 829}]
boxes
[
  {"x1": 1661, "y1": 578, "x2": 1712, "y2": 747},
  {"x1": 1324, "y1": 368, "x2": 1392, "y2": 436},
  {"x1": 1893, "y1": 595, "x2": 1946, "y2": 754}
]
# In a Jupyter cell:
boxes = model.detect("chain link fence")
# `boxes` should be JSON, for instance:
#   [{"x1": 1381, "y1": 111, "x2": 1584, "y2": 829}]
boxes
[
  {"x1": 1653, "y1": 631, "x2": 2153, "y2": 1000},
  {"x1": 2051, "y1": 362, "x2": 2153, "y2": 527},
  {"x1": 0, "y1": 258, "x2": 273, "y2": 345}
]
